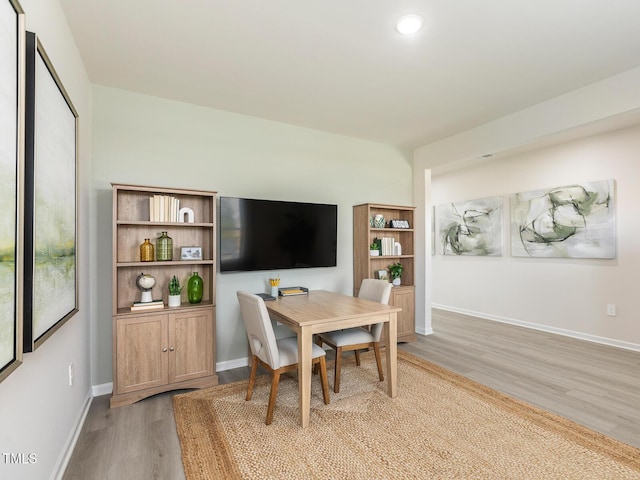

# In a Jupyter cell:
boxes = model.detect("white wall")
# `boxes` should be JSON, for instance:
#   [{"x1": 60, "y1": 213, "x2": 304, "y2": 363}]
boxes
[
  {"x1": 431, "y1": 124, "x2": 640, "y2": 348},
  {"x1": 413, "y1": 66, "x2": 640, "y2": 346},
  {"x1": 0, "y1": 1, "x2": 92, "y2": 479},
  {"x1": 90, "y1": 85, "x2": 413, "y2": 384}
]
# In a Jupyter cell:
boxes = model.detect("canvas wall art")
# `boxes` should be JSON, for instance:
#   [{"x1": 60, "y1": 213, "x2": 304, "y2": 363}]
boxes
[
  {"x1": 23, "y1": 32, "x2": 78, "y2": 351},
  {"x1": 438, "y1": 196, "x2": 503, "y2": 256},
  {"x1": 0, "y1": 0, "x2": 24, "y2": 383},
  {"x1": 510, "y1": 179, "x2": 615, "y2": 258}
]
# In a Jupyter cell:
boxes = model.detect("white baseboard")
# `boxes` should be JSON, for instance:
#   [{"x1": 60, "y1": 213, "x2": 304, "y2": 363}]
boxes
[
  {"x1": 217, "y1": 356, "x2": 250, "y2": 371},
  {"x1": 92, "y1": 382, "x2": 113, "y2": 397},
  {"x1": 89, "y1": 357, "x2": 250, "y2": 399},
  {"x1": 96, "y1": 340, "x2": 447, "y2": 396},
  {"x1": 50, "y1": 389, "x2": 93, "y2": 480},
  {"x1": 433, "y1": 303, "x2": 640, "y2": 352},
  {"x1": 416, "y1": 326, "x2": 434, "y2": 336}
]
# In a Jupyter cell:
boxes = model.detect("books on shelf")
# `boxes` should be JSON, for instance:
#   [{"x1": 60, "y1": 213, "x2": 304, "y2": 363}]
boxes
[
  {"x1": 149, "y1": 195, "x2": 180, "y2": 222},
  {"x1": 131, "y1": 299, "x2": 164, "y2": 311},
  {"x1": 375, "y1": 237, "x2": 397, "y2": 256}
]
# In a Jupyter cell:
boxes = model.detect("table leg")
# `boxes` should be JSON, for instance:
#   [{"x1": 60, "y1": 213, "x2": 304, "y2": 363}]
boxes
[
  {"x1": 384, "y1": 312, "x2": 398, "y2": 398},
  {"x1": 297, "y1": 327, "x2": 312, "y2": 427}
]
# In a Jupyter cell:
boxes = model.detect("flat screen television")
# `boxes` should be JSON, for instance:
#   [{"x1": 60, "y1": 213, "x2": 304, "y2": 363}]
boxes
[{"x1": 219, "y1": 197, "x2": 338, "y2": 272}]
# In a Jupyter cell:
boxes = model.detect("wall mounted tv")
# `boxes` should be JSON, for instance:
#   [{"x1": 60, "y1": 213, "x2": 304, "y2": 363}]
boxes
[{"x1": 219, "y1": 197, "x2": 338, "y2": 273}]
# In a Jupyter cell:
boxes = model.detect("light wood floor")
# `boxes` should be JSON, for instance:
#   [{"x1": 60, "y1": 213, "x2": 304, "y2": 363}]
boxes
[{"x1": 63, "y1": 309, "x2": 640, "y2": 479}]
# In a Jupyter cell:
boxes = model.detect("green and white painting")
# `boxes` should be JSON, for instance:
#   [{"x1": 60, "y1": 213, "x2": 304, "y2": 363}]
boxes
[
  {"x1": 1, "y1": 0, "x2": 21, "y2": 378},
  {"x1": 510, "y1": 179, "x2": 615, "y2": 258},
  {"x1": 438, "y1": 196, "x2": 503, "y2": 256},
  {"x1": 26, "y1": 35, "x2": 78, "y2": 347}
]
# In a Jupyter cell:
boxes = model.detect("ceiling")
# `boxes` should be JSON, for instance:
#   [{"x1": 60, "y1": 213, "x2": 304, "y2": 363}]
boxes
[{"x1": 59, "y1": 1, "x2": 640, "y2": 149}]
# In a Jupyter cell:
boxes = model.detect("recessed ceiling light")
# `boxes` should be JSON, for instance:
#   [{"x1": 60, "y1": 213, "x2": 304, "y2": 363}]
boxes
[{"x1": 396, "y1": 14, "x2": 424, "y2": 35}]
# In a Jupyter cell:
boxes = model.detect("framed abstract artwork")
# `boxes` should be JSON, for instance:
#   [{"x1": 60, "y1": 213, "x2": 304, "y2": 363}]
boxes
[
  {"x1": 23, "y1": 31, "x2": 79, "y2": 352},
  {"x1": 0, "y1": 0, "x2": 25, "y2": 383},
  {"x1": 510, "y1": 179, "x2": 615, "y2": 258},
  {"x1": 438, "y1": 196, "x2": 503, "y2": 256}
]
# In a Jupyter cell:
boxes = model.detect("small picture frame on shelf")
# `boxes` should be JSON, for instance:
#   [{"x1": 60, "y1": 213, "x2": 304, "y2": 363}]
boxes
[
  {"x1": 377, "y1": 270, "x2": 388, "y2": 281},
  {"x1": 390, "y1": 219, "x2": 410, "y2": 229},
  {"x1": 180, "y1": 246, "x2": 202, "y2": 260}
]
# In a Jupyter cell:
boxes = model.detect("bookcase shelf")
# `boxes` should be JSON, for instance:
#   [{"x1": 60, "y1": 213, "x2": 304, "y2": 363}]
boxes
[
  {"x1": 353, "y1": 203, "x2": 416, "y2": 343},
  {"x1": 110, "y1": 183, "x2": 218, "y2": 408}
]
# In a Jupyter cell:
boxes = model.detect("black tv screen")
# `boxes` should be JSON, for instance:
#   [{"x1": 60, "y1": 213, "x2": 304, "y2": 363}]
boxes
[{"x1": 219, "y1": 197, "x2": 337, "y2": 272}]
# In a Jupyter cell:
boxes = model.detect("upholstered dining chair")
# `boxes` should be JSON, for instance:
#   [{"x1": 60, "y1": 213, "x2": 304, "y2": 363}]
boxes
[
  {"x1": 237, "y1": 291, "x2": 330, "y2": 425},
  {"x1": 315, "y1": 279, "x2": 393, "y2": 393}
]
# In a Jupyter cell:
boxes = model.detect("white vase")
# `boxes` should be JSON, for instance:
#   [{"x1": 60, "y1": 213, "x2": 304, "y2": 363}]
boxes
[
  {"x1": 392, "y1": 278, "x2": 401, "y2": 286},
  {"x1": 370, "y1": 250, "x2": 379, "y2": 256},
  {"x1": 168, "y1": 294, "x2": 181, "y2": 307}
]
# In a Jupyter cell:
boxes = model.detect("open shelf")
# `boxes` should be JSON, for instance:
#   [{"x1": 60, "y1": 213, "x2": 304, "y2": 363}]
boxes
[
  {"x1": 353, "y1": 203, "x2": 416, "y2": 343},
  {"x1": 110, "y1": 183, "x2": 218, "y2": 408}
]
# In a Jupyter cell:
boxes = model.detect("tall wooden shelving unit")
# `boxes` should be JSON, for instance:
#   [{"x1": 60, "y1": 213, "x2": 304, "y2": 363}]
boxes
[
  {"x1": 353, "y1": 203, "x2": 416, "y2": 343},
  {"x1": 110, "y1": 183, "x2": 218, "y2": 408}
]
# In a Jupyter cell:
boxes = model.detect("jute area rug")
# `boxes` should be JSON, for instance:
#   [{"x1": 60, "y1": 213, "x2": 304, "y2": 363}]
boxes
[{"x1": 173, "y1": 350, "x2": 640, "y2": 479}]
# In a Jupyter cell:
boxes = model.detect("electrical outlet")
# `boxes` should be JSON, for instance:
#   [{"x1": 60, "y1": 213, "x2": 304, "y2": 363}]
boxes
[
  {"x1": 606, "y1": 304, "x2": 616, "y2": 317},
  {"x1": 68, "y1": 363, "x2": 74, "y2": 386}
]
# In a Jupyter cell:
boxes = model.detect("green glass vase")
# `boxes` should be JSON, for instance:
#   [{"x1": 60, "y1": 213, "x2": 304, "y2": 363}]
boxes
[
  {"x1": 187, "y1": 272, "x2": 203, "y2": 304},
  {"x1": 156, "y1": 231, "x2": 173, "y2": 261}
]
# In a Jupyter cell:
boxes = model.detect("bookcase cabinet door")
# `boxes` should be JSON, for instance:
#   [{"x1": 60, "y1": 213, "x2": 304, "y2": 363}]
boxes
[
  {"x1": 390, "y1": 286, "x2": 416, "y2": 342},
  {"x1": 169, "y1": 309, "x2": 215, "y2": 384},
  {"x1": 115, "y1": 314, "x2": 169, "y2": 394}
]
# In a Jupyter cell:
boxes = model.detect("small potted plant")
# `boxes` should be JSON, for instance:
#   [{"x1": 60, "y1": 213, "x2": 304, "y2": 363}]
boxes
[
  {"x1": 168, "y1": 275, "x2": 183, "y2": 307},
  {"x1": 370, "y1": 242, "x2": 380, "y2": 256},
  {"x1": 388, "y1": 262, "x2": 403, "y2": 286}
]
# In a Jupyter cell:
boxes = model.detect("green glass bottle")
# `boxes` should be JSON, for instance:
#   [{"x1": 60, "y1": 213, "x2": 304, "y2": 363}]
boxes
[
  {"x1": 156, "y1": 231, "x2": 173, "y2": 261},
  {"x1": 187, "y1": 271, "x2": 203, "y2": 304}
]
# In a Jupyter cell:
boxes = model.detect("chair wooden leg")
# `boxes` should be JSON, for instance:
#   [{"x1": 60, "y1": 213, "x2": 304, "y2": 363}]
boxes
[
  {"x1": 373, "y1": 343, "x2": 384, "y2": 381},
  {"x1": 334, "y1": 347, "x2": 342, "y2": 393},
  {"x1": 318, "y1": 356, "x2": 330, "y2": 405},
  {"x1": 246, "y1": 355, "x2": 258, "y2": 401},
  {"x1": 354, "y1": 349, "x2": 361, "y2": 366},
  {"x1": 265, "y1": 370, "x2": 281, "y2": 425},
  {"x1": 313, "y1": 337, "x2": 323, "y2": 375}
]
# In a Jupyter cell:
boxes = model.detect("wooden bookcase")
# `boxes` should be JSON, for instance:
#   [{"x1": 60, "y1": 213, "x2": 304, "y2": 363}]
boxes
[
  {"x1": 353, "y1": 203, "x2": 416, "y2": 343},
  {"x1": 110, "y1": 183, "x2": 218, "y2": 408}
]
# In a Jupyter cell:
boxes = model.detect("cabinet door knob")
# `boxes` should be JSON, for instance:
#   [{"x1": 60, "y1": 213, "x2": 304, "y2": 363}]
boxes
[
  {"x1": 170, "y1": 347, "x2": 175, "y2": 351},
  {"x1": 162, "y1": 347, "x2": 168, "y2": 352}
]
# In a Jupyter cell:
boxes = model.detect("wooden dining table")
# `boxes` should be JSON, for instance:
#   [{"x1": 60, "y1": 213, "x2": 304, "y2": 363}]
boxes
[{"x1": 265, "y1": 290, "x2": 401, "y2": 427}]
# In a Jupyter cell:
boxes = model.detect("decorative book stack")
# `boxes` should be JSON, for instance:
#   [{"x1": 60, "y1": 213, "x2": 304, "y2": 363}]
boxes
[
  {"x1": 375, "y1": 237, "x2": 397, "y2": 256},
  {"x1": 149, "y1": 194, "x2": 180, "y2": 222},
  {"x1": 130, "y1": 300, "x2": 164, "y2": 312}
]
